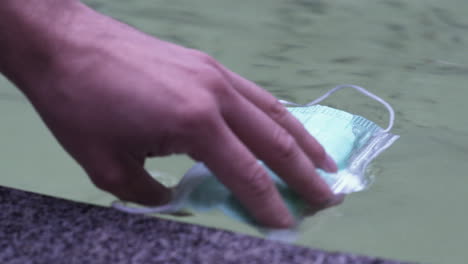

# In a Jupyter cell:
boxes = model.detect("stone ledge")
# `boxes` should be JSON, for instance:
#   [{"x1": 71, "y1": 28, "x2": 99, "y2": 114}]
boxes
[{"x1": 0, "y1": 186, "x2": 415, "y2": 264}]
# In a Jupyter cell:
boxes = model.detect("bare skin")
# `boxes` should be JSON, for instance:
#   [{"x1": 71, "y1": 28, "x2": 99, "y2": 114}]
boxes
[{"x1": 0, "y1": 0, "x2": 340, "y2": 228}]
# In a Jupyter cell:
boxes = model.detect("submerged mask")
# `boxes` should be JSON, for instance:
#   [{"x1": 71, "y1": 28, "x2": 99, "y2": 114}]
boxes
[{"x1": 113, "y1": 84, "x2": 400, "y2": 241}]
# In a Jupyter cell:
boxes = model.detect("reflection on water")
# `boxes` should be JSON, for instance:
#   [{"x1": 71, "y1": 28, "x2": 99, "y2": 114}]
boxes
[{"x1": 1, "y1": 0, "x2": 467, "y2": 262}]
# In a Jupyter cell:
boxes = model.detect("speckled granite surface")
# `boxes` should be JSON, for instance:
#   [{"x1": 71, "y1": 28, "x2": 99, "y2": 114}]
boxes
[{"x1": 0, "y1": 186, "x2": 414, "y2": 264}]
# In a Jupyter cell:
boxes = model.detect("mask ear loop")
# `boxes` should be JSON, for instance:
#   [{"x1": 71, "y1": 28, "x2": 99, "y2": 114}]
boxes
[
  {"x1": 278, "y1": 99, "x2": 301, "y2": 107},
  {"x1": 280, "y1": 84, "x2": 395, "y2": 133}
]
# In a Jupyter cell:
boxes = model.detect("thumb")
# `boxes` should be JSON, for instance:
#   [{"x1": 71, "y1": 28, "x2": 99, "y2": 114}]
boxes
[{"x1": 84, "y1": 149, "x2": 172, "y2": 206}]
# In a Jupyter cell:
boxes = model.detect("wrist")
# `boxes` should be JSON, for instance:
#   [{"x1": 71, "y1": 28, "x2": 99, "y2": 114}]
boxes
[{"x1": 0, "y1": 0, "x2": 95, "y2": 96}]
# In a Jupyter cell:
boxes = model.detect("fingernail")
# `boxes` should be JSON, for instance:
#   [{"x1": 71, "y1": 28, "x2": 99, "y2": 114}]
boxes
[
  {"x1": 279, "y1": 214, "x2": 295, "y2": 228},
  {"x1": 325, "y1": 193, "x2": 345, "y2": 207},
  {"x1": 323, "y1": 154, "x2": 338, "y2": 173}
]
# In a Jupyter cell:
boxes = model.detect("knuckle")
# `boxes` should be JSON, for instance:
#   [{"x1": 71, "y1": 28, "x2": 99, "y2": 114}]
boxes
[
  {"x1": 266, "y1": 99, "x2": 289, "y2": 123},
  {"x1": 272, "y1": 127, "x2": 299, "y2": 161},
  {"x1": 241, "y1": 162, "x2": 275, "y2": 199},
  {"x1": 192, "y1": 50, "x2": 219, "y2": 68},
  {"x1": 195, "y1": 67, "x2": 231, "y2": 99},
  {"x1": 176, "y1": 99, "x2": 218, "y2": 133},
  {"x1": 187, "y1": 52, "x2": 231, "y2": 99},
  {"x1": 89, "y1": 171, "x2": 128, "y2": 194}
]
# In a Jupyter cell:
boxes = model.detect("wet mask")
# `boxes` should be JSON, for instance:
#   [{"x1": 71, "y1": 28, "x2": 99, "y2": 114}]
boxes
[{"x1": 113, "y1": 84, "x2": 400, "y2": 241}]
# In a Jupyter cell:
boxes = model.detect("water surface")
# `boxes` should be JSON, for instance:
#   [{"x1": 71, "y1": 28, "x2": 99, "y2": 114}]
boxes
[{"x1": 2, "y1": 0, "x2": 468, "y2": 262}]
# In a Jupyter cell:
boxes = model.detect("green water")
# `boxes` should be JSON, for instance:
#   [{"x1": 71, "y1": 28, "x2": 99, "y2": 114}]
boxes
[{"x1": 1, "y1": 0, "x2": 468, "y2": 262}]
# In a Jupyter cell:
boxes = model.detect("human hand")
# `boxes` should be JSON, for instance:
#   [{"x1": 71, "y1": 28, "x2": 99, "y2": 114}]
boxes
[{"x1": 3, "y1": 2, "x2": 340, "y2": 228}]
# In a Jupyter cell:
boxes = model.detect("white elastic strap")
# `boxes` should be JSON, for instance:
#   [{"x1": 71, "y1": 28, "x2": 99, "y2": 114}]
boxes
[
  {"x1": 111, "y1": 200, "x2": 178, "y2": 214},
  {"x1": 280, "y1": 84, "x2": 395, "y2": 133}
]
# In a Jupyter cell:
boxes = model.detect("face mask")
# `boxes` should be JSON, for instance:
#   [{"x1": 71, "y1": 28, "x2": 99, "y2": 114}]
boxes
[{"x1": 112, "y1": 84, "x2": 400, "y2": 241}]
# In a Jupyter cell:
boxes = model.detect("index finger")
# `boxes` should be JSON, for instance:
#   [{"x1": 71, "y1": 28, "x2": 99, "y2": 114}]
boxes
[
  {"x1": 190, "y1": 115, "x2": 295, "y2": 228},
  {"x1": 222, "y1": 69, "x2": 338, "y2": 173}
]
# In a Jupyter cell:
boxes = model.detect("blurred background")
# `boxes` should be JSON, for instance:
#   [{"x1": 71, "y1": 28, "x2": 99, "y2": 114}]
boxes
[{"x1": 1, "y1": 0, "x2": 467, "y2": 262}]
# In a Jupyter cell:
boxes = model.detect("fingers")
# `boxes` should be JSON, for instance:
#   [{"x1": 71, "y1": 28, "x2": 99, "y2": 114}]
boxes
[
  {"x1": 223, "y1": 69, "x2": 338, "y2": 173},
  {"x1": 189, "y1": 113, "x2": 294, "y2": 228},
  {"x1": 83, "y1": 147, "x2": 171, "y2": 206},
  {"x1": 221, "y1": 92, "x2": 336, "y2": 207}
]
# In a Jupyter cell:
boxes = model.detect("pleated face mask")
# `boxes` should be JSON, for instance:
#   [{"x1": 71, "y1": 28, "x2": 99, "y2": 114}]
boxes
[{"x1": 113, "y1": 85, "x2": 400, "y2": 241}]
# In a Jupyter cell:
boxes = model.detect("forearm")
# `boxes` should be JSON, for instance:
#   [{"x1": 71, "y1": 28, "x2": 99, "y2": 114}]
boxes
[{"x1": 0, "y1": 0, "x2": 90, "y2": 95}]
